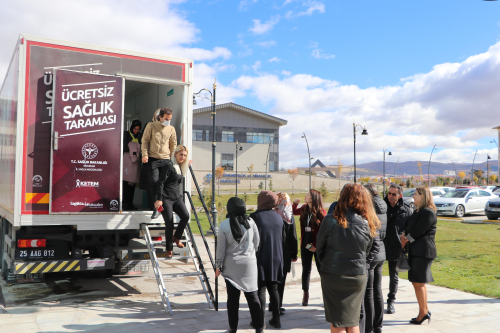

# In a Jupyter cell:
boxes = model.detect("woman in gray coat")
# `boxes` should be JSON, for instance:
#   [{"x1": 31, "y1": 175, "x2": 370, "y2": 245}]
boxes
[{"x1": 216, "y1": 197, "x2": 263, "y2": 333}]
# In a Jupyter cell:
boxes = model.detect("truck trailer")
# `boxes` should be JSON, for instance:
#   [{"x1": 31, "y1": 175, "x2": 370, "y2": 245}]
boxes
[{"x1": 0, "y1": 34, "x2": 195, "y2": 283}]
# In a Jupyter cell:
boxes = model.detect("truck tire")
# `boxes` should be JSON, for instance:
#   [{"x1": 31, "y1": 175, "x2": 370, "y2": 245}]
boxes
[{"x1": 455, "y1": 205, "x2": 465, "y2": 218}]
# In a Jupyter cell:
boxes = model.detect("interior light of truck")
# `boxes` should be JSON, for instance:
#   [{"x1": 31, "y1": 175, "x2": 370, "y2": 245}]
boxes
[
  {"x1": 152, "y1": 237, "x2": 162, "y2": 241},
  {"x1": 17, "y1": 239, "x2": 47, "y2": 248}
]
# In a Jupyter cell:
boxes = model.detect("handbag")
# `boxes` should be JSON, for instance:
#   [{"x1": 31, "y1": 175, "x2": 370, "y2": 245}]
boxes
[{"x1": 396, "y1": 244, "x2": 410, "y2": 272}]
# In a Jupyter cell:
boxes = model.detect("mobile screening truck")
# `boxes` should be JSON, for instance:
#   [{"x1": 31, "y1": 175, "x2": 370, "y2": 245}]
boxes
[{"x1": 0, "y1": 34, "x2": 195, "y2": 283}]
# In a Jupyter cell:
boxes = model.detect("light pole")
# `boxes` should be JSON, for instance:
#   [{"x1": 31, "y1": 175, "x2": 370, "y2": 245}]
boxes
[
  {"x1": 487, "y1": 154, "x2": 491, "y2": 185},
  {"x1": 301, "y1": 133, "x2": 312, "y2": 191},
  {"x1": 235, "y1": 142, "x2": 243, "y2": 197},
  {"x1": 264, "y1": 140, "x2": 273, "y2": 190},
  {"x1": 428, "y1": 144, "x2": 437, "y2": 187},
  {"x1": 193, "y1": 80, "x2": 218, "y2": 311},
  {"x1": 353, "y1": 123, "x2": 368, "y2": 183},
  {"x1": 383, "y1": 149, "x2": 392, "y2": 195},
  {"x1": 471, "y1": 149, "x2": 479, "y2": 184},
  {"x1": 451, "y1": 160, "x2": 458, "y2": 186}
]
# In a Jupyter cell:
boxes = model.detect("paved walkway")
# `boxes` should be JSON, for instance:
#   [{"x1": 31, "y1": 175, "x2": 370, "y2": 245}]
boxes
[{"x1": 1, "y1": 235, "x2": 499, "y2": 332}]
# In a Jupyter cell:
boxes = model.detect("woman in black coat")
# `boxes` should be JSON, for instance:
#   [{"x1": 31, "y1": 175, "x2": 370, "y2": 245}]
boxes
[
  {"x1": 249, "y1": 191, "x2": 284, "y2": 329},
  {"x1": 401, "y1": 187, "x2": 437, "y2": 325}
]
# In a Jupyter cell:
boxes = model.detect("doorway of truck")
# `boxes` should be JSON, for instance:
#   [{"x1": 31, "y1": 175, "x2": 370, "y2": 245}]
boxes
[{"x1": 122, "y1": 79, "x2": 186, "y2": 211}]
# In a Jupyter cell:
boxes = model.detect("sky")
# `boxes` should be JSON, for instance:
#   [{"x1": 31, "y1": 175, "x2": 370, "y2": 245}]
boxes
[{"x1": 1, "y1": 0, "x2": 500, "y2": 168}]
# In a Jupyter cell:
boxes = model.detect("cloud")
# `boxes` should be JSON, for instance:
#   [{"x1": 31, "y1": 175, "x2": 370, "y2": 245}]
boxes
[
  {"x1": 0, "y1": 0, "x2": 231, "y2": 78},
  {"x1": 258, "y1": 40, "x2": 277, "y2": 48},
  {"x1": 239, "y1": 0, "x2": 257, "y2": 11},
  {"x1": 285, "y1": 1, "x2": 325, "y2": 19},
  {"x1": 311, "y1": 49, "x2": 335, "y2": 59},
  {"x1": 269, "y1": 57, "x2": 281, "y2": 63},
  {"x1": 231, "y1": 41, "x2": 500, "y2": 165},
  {"x1": 252, "y1": 60, "x2": 262, "y2": 71},
  {"x1": 281, "y1": 70, "x2": 292, "y2": 76},
  {"x1": 249, "y1": 15, "x2": 281, "y2": 35}
]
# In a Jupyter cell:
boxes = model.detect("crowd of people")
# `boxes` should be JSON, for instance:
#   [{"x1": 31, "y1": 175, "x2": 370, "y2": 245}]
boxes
[{"x1": 216, "y1": 183, "x2": 438, "y2": 333}]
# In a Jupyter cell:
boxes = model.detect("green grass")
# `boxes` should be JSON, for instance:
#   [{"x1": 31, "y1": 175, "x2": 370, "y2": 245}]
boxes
[{"x1": 382, "y1": 220, "x2": 500, "y2": 299}]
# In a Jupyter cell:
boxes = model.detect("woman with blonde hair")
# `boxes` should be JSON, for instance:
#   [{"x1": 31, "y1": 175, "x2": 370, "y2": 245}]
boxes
[
  {"x1": 400, "y1": 187, "x2": 437, "y2": 325},
  {"x1": 316, "y1": 184, "x2": 379, "y2": 333},
  {"x1": 154, "y1": 145, "x2": 190, "y2": 257}
]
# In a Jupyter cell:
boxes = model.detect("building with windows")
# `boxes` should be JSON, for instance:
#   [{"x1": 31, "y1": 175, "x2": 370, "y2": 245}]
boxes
[{"x1": 191, "y1": 103, "x2": 287, "y2": 172}]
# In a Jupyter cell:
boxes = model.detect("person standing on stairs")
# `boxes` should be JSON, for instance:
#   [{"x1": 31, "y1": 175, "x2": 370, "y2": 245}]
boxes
[
  {"x1": 141, "y1": 107, "x2": 177, "y2": 219},
  {"x1": 292, "y1": 189, "x2": 326, "y2": 306},
  {"x1": 154, "y1": 145, "x2": 190, "y2": 258}
]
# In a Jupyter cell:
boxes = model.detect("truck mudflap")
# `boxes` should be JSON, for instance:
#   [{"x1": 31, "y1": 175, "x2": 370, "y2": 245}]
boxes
[{"x1": 14, "y1": 258, "x2": 115, "y2": 274}]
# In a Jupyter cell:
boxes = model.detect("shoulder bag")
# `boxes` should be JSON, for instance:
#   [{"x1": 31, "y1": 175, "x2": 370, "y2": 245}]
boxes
[{"x1": 396, "y1": 243, "x2": 410, "y2": 272}]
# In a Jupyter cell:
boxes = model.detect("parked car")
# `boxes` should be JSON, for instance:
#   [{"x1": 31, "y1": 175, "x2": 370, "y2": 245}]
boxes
[
  {"x1": 403, "y1": 188, "x2": 445, "y2": 210},
  {"x1": 431, "y1": 186, "x2": 454, "y2": 193},
  {"x1": 485, "y1": 196, "x2": 500, "y2": 220},
  {"x1": 434, "y1": 189, "x2": 495, "y2": 218},
  {"x1": 480, "y1": 186, "x2": 497, "y2": 192}
]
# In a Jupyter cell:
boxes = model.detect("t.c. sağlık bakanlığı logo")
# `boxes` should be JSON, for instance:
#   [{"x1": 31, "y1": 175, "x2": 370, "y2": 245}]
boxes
[
  {"x1": 32, "y1": 175, "x2": 43, "y2": 187},
  {"x1": 110, "y1": 200, "x2": 119, "y2": 210},
  {"x1": 82, "y1": 143, "x2": 98, "y2": 160}
]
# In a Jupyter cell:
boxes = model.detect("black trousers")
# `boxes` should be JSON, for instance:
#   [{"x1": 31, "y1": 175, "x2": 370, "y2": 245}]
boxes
[
  {"x1": 301, "y1": 247, "x2": 320, "y2": 291},
  {"x1": 122, "y1": 181, "x2": 136, "y2": 209},
  {"x1": 258, "y1": 280, "x2": 280, "y2": 322},
  {"x1": 387, "y1": 260, "x2": 399, "y2": 303},
  {"x1": 225, "y1": 279, "x2": 263, "y2": 331},
  {"x1": 161, "y1": 197, "x2": 190, "y2": 251},
  {"x1": 148, "y1": 157, "x2": 172, "y2": 202},
  {"x1": 365, "y1": 261, "x2": 384, "y2": 333},
  {"x1": 269, "y1": 272, "x2": 288, "y2": 310}
]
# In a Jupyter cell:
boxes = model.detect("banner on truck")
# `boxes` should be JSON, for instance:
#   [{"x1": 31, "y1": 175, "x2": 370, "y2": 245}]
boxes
[{"x1": 50, "y1": 70, "x2": 123, "y2": 213}]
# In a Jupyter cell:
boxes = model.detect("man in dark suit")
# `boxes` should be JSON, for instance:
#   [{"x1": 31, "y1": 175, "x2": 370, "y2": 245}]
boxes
[{"x1": 383, "y1": 184, "x2": 412, "y2": 314}]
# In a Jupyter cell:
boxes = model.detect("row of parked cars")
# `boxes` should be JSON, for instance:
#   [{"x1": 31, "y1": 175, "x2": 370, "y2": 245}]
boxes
[{"x1": 402, "y1": 186, "x2": 500, "y2": 219}]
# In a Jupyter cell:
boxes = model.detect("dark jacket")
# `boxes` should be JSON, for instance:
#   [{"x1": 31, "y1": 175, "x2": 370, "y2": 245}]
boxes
[
  {"x1": 405, "y1": 207, "x2": 437, "y2": 258},
  {"x1": 161, "y1": 166, "x2": 183, "y2": 201},
  {"x1": 292, "y1": 203, "x2": 326, "y2": 248},
  {"x1": 282, "y1": 216, "x2": 298, "y2": 273},
  {"x1": 249, "y1": 209, "x2": 284, "y2": 282},
  {"x1": 371, "y1": 196, "x2": 388, "y2": 263},
  {"x1": 316, "y1": 209, "x2": 374, "y2": 276},
  {"x1": 383, "y1": 196, "x2": 412, "y2": 261}
]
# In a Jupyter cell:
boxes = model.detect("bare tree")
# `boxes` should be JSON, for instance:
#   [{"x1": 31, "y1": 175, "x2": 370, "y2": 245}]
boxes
[{"x1": 287, "y1": 167, "x2": 298, "y2": 194}]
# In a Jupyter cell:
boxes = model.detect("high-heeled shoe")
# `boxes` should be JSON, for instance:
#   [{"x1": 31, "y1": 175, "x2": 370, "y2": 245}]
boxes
[
  {"x1": 410, "y1": 312, "x2": 431, "y2": 325},
  {"x1": 302, "y1": 291, "x2": 309, "y2": 306},
  {"x1": 166, "y1": 250, "x2": 173, "y2": 258},
  {"x1": 173, "y1": 236, "x2": 184, "y2": 248},
  {"x1": 411, "y1": 310, "x2": 431, "y2": 321}
]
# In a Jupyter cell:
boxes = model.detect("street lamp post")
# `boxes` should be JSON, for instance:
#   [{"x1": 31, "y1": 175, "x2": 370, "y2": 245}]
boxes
[
  {"x1": 193, "y1": 80, "x2": 218, "y2": 311},
  {"x1": 451, "y1": 160, "x2": 458, "y2": 186},
  {"x1": 471, "y1": 149, "x2": 479, "y2": 184},
  {"x1": 383, "y1": 149, "x2": 392, "y2": 195},
  {"x1": 264, "y1": 140, "x2": 273, "y2": 190},
  {"x1": 353, "y1": 123, "x2": 368, "y2": 184},
  {"x1": 487, "y1": 154, "x2": 491, "y2": 185},
  {"x1": 235, "y1": 142, "x2": 243, "y2": 197},
  {"x1": 301, "y1": 133, "x2": 312, "y2": 191},
  {"x1": 428, "y1": 144, "x2": 437, "y2": 187}
]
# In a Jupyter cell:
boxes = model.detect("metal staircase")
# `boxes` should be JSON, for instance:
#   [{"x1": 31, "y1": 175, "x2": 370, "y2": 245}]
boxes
[{"x1": 141, "y1": 166, "x2": 217, "y2": 315}]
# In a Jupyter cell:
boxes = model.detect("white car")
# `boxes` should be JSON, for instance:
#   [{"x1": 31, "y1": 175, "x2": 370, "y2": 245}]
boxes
[
  {"x1": 481, "y1": 186, "x2": 497, "y2": 192},
  {"x1": 434, "y1": 189, "x2": 495, "y2": 218},
  {"x1": 403, "y1": 188, "x2": 445, "y2": 210},
  {"x1": 432, "y1": 187, "x2": 454, "y2": 193}
]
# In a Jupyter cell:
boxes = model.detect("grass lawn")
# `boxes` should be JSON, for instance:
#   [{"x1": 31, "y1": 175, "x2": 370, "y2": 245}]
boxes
[{"x1": 190, "y1": 209, "x2": 500, "y2": 299}]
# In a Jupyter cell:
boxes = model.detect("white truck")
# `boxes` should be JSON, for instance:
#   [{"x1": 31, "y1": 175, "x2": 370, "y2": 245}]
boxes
[{"x1": 0, "y1": 34, "x2": 194, "y2": 283}]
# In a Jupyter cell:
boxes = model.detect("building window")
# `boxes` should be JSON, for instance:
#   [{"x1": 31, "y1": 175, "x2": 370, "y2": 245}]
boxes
[
  {"x1": 269, "y1": 161, "x2": 275, "y2": 171},
  {"x1": 222, "y1": 131, "x2": 234, "y2": 142},
  {"x1": 205, "y1": 130, "x2": 209, "y2": 141},
  {"x1": 221, "y1": 153, "x2": 234, "y2": 170},
  {"x1": 246, "y1": 132, "x2": 274, "y2": 144},
  {"x1": 193, "y1": 129, "x2": 203, "y2": 141}
]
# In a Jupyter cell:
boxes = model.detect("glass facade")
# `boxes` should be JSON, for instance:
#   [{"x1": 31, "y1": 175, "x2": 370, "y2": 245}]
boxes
[
  {"x1": 193, "y1": 129, "x2": 203, "y2": 141},
  {"x1": 221, "y1": 153, "x2": 234, "y2": 170},
  {"x1": 222, "y1": 131, "x2": 234, "y2": 142}
]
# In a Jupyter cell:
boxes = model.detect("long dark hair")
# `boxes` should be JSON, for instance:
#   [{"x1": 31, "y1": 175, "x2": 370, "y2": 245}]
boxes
[{"x1": 300, "y1": 189, "x2": 325, "y2": 231}]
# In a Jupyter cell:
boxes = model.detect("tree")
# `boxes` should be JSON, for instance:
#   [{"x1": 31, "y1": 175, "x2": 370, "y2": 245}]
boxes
[
  {"x1": 319, "y1": 182, "x2": 328, "y2": 199},
  {"x1": 269, "y1": 179, "x2": 274, "y2": 191},
  {"x1": 242, "y1": 192, "x2": 249, "y2": 203},
  {"x1": 473, "y1": 176, "x2": 478, "y2": 185},
  {"x1": 474, "y1": 170, "x2": 483, "y2": 180},
  {"x1": 287, "y1": 167, "x2": 299, "y2": 194},
  {"x1": 458, "y1": 171, "x2": 466, "y2": 185},
  {"x1": 247, "y1": 164, "x2": 254, "y2": 190},
  {"x1": 337, "y1": 158, "x2": 343, "y2": 190},
  {"x1": 406, "y1": 179, "x2": 411, "y2": 188},
  {"x1": 258, "y1": 181, "x2": 263, "y2": 190},
  {"x1": 489, "y1": 174, "x2": 497, "y2": 184},
  {"x1": 216, "y1": 165, "x2": 225, "y2": 195}
]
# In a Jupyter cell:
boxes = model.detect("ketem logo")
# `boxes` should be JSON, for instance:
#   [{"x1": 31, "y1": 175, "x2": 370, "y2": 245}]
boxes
[
  {"x1": 76, "y1": 179, "x2": 99, "y2": 188},
  {"x1": 82, "y1": 143, "x2": 98, "y2": 159},
  {"x1": 32, "y1": 175, "x2": 43, "y2": 187}
]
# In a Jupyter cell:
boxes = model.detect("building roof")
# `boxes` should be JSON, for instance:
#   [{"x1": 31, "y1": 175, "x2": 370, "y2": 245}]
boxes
[{"x1": 194, "y1": 102, "x2": 288, "y2": 126}]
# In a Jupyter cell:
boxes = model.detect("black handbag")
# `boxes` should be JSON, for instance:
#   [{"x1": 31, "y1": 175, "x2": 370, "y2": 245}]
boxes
[{"x1": 396, "y1": 244, "x2": 410, "y2": 272}]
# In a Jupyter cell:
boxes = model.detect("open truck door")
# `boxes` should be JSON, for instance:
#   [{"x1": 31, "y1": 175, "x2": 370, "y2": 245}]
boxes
[{"x1": 50, "y1": 70, "x2": 125, "y2": 214}]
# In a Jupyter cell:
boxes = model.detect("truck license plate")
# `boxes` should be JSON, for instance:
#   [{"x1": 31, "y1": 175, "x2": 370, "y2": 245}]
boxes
[{"x1": 16, "y1": 249, "x2": 56, "y2": 260}]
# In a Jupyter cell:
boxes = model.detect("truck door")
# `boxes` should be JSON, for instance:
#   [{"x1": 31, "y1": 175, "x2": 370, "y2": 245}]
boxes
[{"x1": 50, "y1": 70, "x2": 124, "y2": 214}]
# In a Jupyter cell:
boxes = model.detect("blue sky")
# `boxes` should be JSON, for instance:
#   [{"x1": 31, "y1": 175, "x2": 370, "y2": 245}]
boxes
[{"x1": 1, "y1": 0, "x2": 500, "y2": 168}]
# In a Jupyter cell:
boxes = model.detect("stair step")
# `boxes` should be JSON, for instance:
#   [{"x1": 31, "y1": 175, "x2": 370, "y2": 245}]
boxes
[
  {"x1": 158, "y1": 255, "x2": 197, "y2": 261},
  {"x1": 168, "y1": 290, "x2": 209, "y2": 297},
  {"x1": 163, "y1": 272, "x2": 203, "y2": 279},
  {"x1": 151, "y1": 240, "x2": 191, "y2": 246}
]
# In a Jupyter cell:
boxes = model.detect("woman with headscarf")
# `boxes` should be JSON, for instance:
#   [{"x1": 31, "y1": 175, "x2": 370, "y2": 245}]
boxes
[
  {"x1": 122, "y1": 119, "x2": 142, "y2": 210},
  {"x1": 269, "y1": 192, "x2": 298, "y2": 315},
  {"x1": 215, "y1": 197, "x2": 263, "y2": 333},
  {"x1": 249, "y1": 191, "x2": 284, "y2": 329}
]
